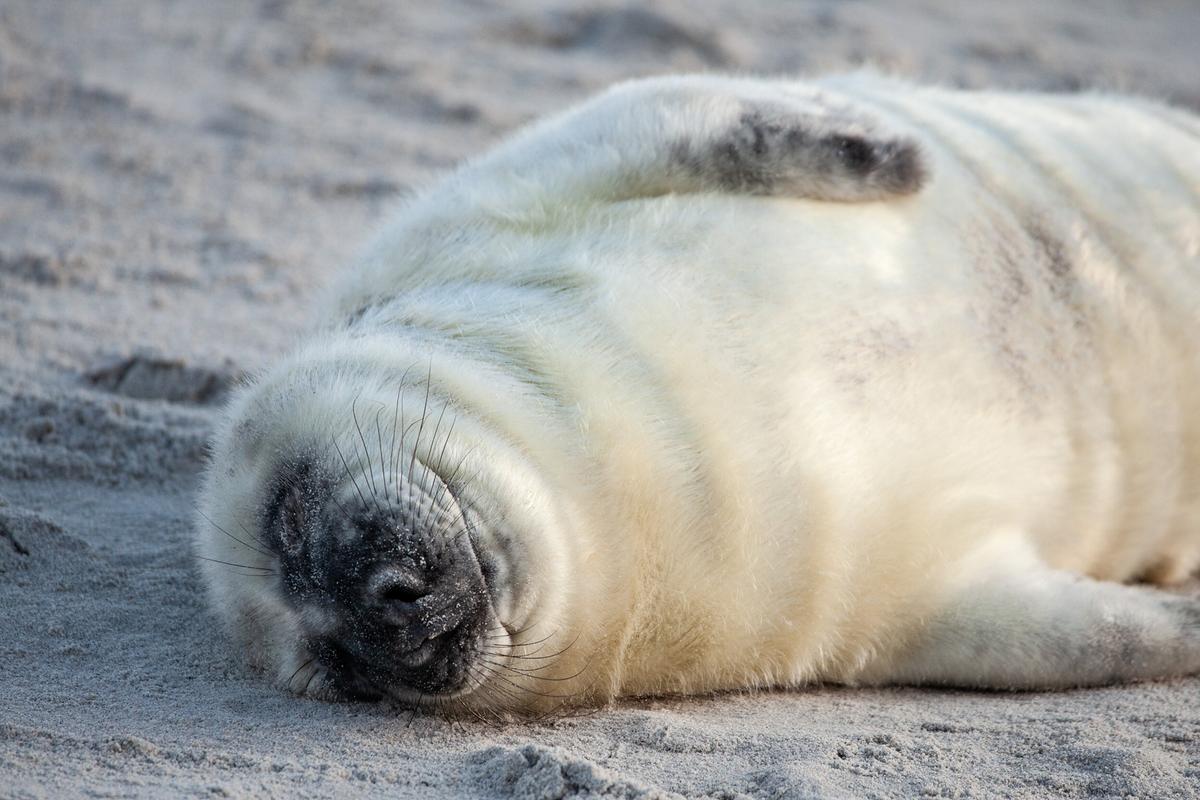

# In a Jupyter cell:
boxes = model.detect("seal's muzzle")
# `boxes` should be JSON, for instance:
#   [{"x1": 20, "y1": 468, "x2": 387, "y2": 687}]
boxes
[{"x1": 271, "y1": 460, "x2": 492, "y2": 699}]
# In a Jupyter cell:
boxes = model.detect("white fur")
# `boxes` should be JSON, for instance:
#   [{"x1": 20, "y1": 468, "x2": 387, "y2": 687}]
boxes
[{"x1": 197, "y1": 74, "x2": 1200, "y2": 713}]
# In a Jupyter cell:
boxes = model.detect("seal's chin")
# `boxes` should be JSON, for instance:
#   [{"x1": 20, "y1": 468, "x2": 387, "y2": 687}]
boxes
[{"x1": 310, "y1": 599, "x2": 506, "y2": 706}]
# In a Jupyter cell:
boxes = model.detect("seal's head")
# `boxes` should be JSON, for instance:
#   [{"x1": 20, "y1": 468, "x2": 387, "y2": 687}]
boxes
[{"x1": 194, "y1": 366, "x2": 575, "y2": 714}]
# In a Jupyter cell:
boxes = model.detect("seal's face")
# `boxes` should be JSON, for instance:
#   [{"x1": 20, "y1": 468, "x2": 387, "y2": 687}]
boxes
[
  {"x1": 197, "y1": 380, "x2": 576, "y2": 715},
  {"x1": 265, "y1": 457, "x2": 499, "y2": 702}
]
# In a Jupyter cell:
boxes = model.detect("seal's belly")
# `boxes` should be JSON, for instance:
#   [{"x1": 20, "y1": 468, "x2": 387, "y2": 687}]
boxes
[
  {"x1": 577, "y1": 90, "x2": 1200, "y2": 622},
  {"x1": 845, "y1": 88, "x2": 1200, "y2": 584}
]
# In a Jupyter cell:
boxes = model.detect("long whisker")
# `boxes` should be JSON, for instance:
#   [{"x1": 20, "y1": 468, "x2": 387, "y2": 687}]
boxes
[
  {"x1": 478, "y1": 657, "x2": 586, "y2": 680},
  {"x1": 332, "y1": 436, "x2": 371, "y2": 510},
  {"x1": 465, "y1": 663, "x2": 531, "y2": 708},
  {"x1": 450, "y1": 690, "x2": 506, "y2": 728},
  {"x1": 236, "y1": 520, "x2": 274, "y2": 552},
  {"x1": 197, "y1": 509, "x2": 273, "y2": 559},
  {"x1": 482, "y1": 633, "x2": 581, "y2": 663},
  {"x1": 430, "y1": 410, "x2": 459, "y2": 501},
  {"x1": 416, "y1": 400, "x2": 451, "y2": 532},
  {"x1": 327, "y1": 493, "x2": 358, "y2": 527},
  {"x1": 406, "y1": 690, "x2": 425, "y2": 727},
  {"x1": 486, "y1": 629, "x2": 558, "y2": 649},
  {"x1": 285, "y1": 657, "x2": 316, "y2": 692},
  {"x1": 391, "y1": 371, "x2": 410, "y2": 496},
  {"x1": 374, "y1": 409, "x2": 390, "y2": 505},
  {"x1": 301, "y1": 663, "x2": 322, "y2": 696},
  {"x1": 471, "y1": 662, "x2": 578, "y2": 699},
  {"x1": 351, "y1": 394, "x2": 383, "y2": 511},
  {"x1": 197, "y1": 555, "x2": 275, "y2": 574},
  {"x1": 407, "y1": 361, "x2": 434, "y2": 512},
  {"x1": 389, "y1": 368, "x2": 413, "y2": 501},
  {"x1": 528, "y1": 698, "x2": 604, "y2": 725}
]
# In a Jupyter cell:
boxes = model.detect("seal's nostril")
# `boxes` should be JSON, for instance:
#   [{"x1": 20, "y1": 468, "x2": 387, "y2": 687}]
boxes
[
  {"x1": 367, "y1": 567, "x2": 428, "y2": 608},
  {"x1": 381, "y1": 582, "x2": 426, "y2": 604}
]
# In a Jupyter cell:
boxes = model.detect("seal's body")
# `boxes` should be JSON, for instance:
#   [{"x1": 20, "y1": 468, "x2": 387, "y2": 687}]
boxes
[{"x1": 197, "y1": 75, "x2": 1200, "y2": 714}]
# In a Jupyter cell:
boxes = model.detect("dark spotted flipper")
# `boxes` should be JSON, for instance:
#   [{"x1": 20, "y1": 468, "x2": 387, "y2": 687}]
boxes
[{"x1": 458, "y1": 75, "x2": 930, "y2": 207}]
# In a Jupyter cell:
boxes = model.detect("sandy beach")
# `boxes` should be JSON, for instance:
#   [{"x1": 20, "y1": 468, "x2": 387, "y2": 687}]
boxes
[{"x1": 2, "y1": 1, "x2": 1199, "y2": 796}]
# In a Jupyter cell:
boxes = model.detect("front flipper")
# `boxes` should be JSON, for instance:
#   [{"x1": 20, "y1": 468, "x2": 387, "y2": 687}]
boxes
[
  {"x1": 668, "y1": 103, "x2": 927, "y2": 202},
  {"x1": 859, "y1": 540, "x2": 1200, "y2": 689},
  {"x1": 457, "y1": 75, "x2": 929, "y2": 209}
]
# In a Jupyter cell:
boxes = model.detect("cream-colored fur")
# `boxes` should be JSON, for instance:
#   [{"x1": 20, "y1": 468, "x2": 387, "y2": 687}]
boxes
[{"x1": 196, "y1": 74, "x2": 1200, "y2": 714}]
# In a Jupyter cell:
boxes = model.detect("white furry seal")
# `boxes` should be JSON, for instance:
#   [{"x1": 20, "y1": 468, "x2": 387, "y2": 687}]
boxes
[{"x1": 196, "y1": 74, "x2": 1200, "y2": 716}]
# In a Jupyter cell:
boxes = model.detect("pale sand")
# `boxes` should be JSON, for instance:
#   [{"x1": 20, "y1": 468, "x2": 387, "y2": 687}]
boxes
[{"x1": 2, "y1": 1, "x2": 1199, "y2": 797}]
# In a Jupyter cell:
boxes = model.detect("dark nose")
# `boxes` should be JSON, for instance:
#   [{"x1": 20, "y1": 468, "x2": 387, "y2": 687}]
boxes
[
  {"x1": 353, "y1": 560, "x2": 481, "y2": 656},
  {"x1": 365, "y1": 566, "x2": 430, "y2": 620},
  {"x1": 321, "y1": 556, "x2": 488, "y2": 695}
]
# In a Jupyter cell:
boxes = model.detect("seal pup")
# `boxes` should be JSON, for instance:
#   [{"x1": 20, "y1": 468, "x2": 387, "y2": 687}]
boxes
[{"x1": 196, "y1": 74, "x2": 1200, "y2": 716}]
